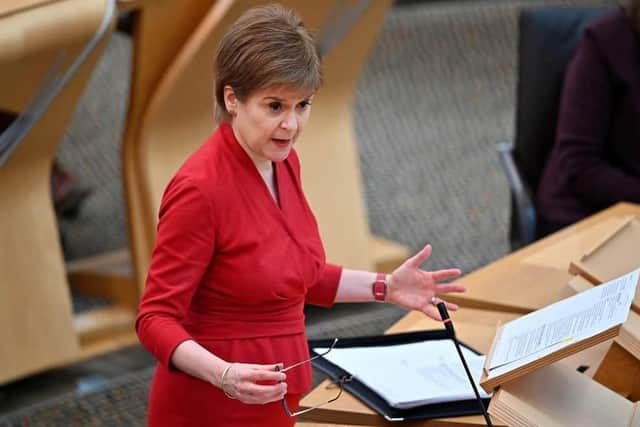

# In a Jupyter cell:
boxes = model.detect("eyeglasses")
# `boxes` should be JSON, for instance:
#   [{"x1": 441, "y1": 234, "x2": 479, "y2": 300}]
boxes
[{"x1": 278, "y1": 338, "x2": 353, "y2": 417}]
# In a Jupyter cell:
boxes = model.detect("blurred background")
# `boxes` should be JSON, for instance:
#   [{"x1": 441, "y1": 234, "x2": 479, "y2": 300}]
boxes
[{"x1": 0, "y1": 0, "x2": 619, "y2": 425}]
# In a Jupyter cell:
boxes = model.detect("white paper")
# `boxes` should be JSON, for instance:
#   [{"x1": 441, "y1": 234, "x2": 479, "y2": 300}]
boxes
[
  {"x1": 487, "y1": 268, "x2": 639, "y2": 379},
  {"x1": 314, "y1": 339, "x2": 491, "y2": 409}
]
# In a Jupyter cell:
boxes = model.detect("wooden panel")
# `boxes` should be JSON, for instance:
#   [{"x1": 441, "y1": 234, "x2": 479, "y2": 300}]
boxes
[
  {"x1": 116, "y1": 0, "x2": 149, "y2": 10},
  {"x1": 74, "y1": 306, "x2": 136, "y2": 346},
  {"x1": 489, "y1": 363, "x2": 635, "y2": 427},
  {"x1": 121, "y1": 0, "x2": 217, "y2": 290},
  {"x1": 0, "y1": 0, "x2": 59, "y2": 17},
  {"x1": 594, "y1": 341, "x2": 640, "y2": 401},
  {"x1": 66, "y1": 248, "x2": 137, "y2": 310},
  {"x1": 0, "y1": 0, "x2": 104, "y2": 63},
  {"x1": 567, "y1": 275, "x2": 640, "y2": 399},
  {"x1": 0, "y1": 0, "x2": 113, "y2": 384},
  {"x1": 448, "y1": 203, "x2": 640, "y2": 314},
  {"x1": 573, "y1": 216, "x2": 640, "y2": 282},
  {"x1": 568, "y1": 216, "x2": 640, "y2": 313},
  {"x1": 291, "y1": 0, "x2": 393, "y2": 271}
]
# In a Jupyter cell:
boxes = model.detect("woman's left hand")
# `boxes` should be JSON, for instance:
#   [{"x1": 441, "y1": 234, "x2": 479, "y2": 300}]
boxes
[{"x1": 387, "y1": 244, "x2": 465, "y2": 320}]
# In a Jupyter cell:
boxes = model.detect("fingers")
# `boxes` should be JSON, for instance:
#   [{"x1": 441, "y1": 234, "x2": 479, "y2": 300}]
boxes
[
  {"x1": 223, "y1": 363, "x2": 288, "y2": 404},
  {"x1": 432, "y1": 268, "x2": 462, "y2": 282},
  {"x1": 250, "y1": 367, "x2": 286, "y2": 383},
  {"x1": 406, "y1": 244, "x2": 432, "y2": 268},
  {"x1": 443, "y1": 300, "x2": 459, "y2": 311},
  {"x1": 422, "y1": 304, "x2": 442, "y2": 321},
  {"x1": 435, "y1": 282, "x2": 466, "y2": 294},
  {"x1": 237, "y1": 381, "x2": 287, "y2": 404},
  {"x1": 422, "y1": 299, "x2": 459, "y2": 320}
]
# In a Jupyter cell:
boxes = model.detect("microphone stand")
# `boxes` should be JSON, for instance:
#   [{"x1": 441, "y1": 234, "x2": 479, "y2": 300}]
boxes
[{"x1": 436, "y1": 302, "x2": 493, "y2": 427}]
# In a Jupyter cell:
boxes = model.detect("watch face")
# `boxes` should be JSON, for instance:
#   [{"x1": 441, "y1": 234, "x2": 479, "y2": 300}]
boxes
[{"x1": 373, "y1": 282, "x2": 386, "y2": 300}]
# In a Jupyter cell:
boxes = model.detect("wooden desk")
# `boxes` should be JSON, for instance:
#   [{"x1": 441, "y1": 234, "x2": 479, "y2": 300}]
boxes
[
  {"x1": 445, "y1": 202, "x2": 640, "y2": 314},
  {"x1": 300, "y1": 203, "x2": 640, "y2": 425}
]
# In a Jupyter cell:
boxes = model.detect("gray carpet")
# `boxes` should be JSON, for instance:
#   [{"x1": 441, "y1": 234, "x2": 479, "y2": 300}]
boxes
[
  {"x1": 3, "y1": 0, "x2": 617, "y2": 425},
  {"x1": 353, "y1": 0, "x2": 616, "y2": 272}
]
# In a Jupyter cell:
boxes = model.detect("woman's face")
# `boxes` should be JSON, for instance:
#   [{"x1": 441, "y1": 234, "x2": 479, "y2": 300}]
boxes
[{"x1": 225, "y1": 85, "x2": 313, "y2": 169}]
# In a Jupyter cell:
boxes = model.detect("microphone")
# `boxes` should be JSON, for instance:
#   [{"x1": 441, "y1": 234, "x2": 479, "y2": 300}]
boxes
[{"x1": 437, "y1": 302, "x2": 493, "y2": 427}]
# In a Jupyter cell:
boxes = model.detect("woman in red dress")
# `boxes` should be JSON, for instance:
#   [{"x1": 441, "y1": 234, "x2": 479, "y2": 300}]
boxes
[{"x1": 136, "y1": 5, "x2": 466, "y2": 426}]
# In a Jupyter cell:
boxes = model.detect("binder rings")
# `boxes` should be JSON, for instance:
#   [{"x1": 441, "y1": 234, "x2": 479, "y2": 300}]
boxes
[{"x1": 308, "y1": 330, "x2": 490, "y2": 422}]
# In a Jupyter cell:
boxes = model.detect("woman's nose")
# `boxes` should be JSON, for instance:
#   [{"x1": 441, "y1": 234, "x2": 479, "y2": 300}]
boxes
[{"x1": 280, "y1": 111, "x2": 297, "y2": 131}]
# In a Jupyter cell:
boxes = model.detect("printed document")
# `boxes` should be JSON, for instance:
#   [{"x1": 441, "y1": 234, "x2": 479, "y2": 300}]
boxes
[
  {"x1": 488, "y1": 268, "x2": 639, "y2": 378},
  {"x1": 313, "y1": 339, "x2": 490, "y2": 409}
]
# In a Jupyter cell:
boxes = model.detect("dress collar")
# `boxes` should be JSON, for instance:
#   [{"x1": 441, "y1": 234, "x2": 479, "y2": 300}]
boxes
[
  {"x1": 219, "y1": 121, "x2": 259, "y2": 171},
  {"x1": 218, "y1": 121, "x2": 285, "y2": 210}
]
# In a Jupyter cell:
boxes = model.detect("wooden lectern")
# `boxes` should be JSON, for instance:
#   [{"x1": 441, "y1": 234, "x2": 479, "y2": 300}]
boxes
[
  {"x1": 489, "y1": 363, "x2": 640, "y2": 427},
  {"x1": 563, "y1": 216, "x2": 640, "y2": 400},
  {"x1": 568, "y1": 275, "x2": 640, "y2": 401}
]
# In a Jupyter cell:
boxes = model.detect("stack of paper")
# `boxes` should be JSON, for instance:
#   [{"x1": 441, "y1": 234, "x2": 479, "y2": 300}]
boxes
[
  {"x1": 480, "y1": 268, "x2": 639, "y2": 392},
  {"x1": 313, "y1": 339, "x2": 491, "y2": 409}
]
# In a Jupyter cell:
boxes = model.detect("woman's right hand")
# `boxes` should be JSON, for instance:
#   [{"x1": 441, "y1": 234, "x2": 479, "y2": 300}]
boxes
[{"x1": 219, "y1": 362, "x2": 287, "y2": 404}]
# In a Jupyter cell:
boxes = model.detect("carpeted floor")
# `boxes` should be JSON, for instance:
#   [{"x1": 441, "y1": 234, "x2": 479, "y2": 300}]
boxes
[
  {"x1": 0, "y1": 367, "x2": 153, "y2": 427},
  {"x1": 1, "y1": 0, "x2": 617, "y2": 425}
]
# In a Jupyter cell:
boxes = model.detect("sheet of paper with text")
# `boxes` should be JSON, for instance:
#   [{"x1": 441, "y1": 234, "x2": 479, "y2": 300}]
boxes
[{"x1": 488, "y1": 268, "x2": 639, "y2": 378}]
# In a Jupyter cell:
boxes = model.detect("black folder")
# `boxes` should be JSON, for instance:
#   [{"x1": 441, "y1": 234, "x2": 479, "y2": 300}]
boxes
[{"x1": 308, "y1": 329, "x2": 491, "y2": 422}]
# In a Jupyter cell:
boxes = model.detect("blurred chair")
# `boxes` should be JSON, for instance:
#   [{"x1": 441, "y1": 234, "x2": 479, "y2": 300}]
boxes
[
  {"x1": 498, "y1": 6, "x2": 611, "y2": 250},
  {"x1": 0, "y1": 0, "x2": 116, "y2": 384},
  {"x1": 122, "y1": 0, "x2": 409, "y2": 291}
]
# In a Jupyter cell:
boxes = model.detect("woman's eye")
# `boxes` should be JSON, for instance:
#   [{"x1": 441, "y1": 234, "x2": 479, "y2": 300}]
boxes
[
  {"x1": 298, "y1": 100, "x2": 311, "y2": 110},
  {"x1": 268, "y1": 102, "x2": 282, "y2": 112}
]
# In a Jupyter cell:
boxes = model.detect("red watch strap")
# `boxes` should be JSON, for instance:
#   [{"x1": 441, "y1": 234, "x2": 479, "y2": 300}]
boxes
[{"x1": 372, "y1": 273, "x2": 387, "y2": 302}]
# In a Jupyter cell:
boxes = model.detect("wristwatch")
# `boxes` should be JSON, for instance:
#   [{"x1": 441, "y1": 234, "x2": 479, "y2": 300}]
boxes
[{"x1": 372, "y1": 273, "x2": 388, "y2": 302}]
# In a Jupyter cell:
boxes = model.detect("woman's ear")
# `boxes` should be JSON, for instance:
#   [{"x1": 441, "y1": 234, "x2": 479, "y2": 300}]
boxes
[{"x1": 223, "y1": 85, "x2": 238, "y2": 116}]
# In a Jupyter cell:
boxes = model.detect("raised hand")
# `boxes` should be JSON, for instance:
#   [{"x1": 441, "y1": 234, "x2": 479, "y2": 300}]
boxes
[{"x1": 387, "y1": 244, "x2": 465, "y2": 321}]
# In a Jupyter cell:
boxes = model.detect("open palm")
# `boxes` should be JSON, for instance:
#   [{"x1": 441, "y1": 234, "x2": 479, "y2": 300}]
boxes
[{"x1": 387, "y1": 244, "x2": 465, "y2": 320}]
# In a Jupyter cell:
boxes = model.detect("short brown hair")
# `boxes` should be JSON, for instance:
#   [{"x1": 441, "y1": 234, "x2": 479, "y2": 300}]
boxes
[{"x1": 214, "y1": 4, "x2": 322, "y2": 122}]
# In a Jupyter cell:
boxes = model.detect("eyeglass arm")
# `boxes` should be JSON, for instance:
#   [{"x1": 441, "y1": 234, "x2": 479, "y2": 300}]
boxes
[{"x1": 280, "y1": 338, "x2": 339, "y2": 373}]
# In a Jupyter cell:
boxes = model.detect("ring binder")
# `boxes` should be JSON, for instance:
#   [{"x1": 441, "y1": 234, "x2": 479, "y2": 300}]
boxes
[{"x1": 307, "y1": 330, "x2": 491, "y2": 422}]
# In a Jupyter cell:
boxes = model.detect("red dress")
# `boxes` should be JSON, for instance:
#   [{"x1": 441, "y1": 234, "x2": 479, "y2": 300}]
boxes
[{"x1": 136, "y1": 123, "x2": 342, "y2": 426}]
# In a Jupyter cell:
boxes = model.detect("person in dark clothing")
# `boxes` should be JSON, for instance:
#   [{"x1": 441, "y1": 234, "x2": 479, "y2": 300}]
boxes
[{"x1": 536, "y1": 1, "x2": 640, "y2": 237}]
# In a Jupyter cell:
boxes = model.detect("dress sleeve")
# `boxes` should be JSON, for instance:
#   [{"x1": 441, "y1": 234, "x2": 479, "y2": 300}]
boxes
[
  {"x1": 135, "y1": 176, "x2": 215, "y2": 368},
  {"x1": 305, "y1": 263, "x2": 342, "y2": 307},
  {"x1": 555, "y1": 29, "x2": 640, "y2": 204}
]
